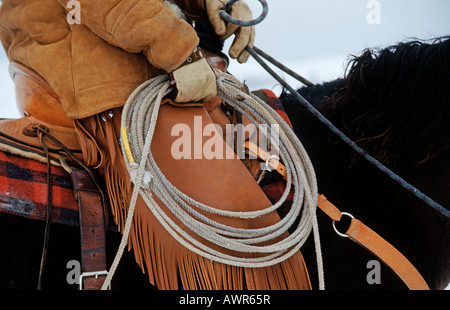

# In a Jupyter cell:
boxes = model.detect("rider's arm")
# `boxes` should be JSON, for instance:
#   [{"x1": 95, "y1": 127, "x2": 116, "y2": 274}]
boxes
[{"x1": 56, "y1": 0, "x2": 199, "y2": 72}]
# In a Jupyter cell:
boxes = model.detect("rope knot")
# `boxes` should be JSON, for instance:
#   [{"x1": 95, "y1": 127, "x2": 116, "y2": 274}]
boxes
[{"x1": 129, "y1": 162, "x2": 153, "y2": 188}]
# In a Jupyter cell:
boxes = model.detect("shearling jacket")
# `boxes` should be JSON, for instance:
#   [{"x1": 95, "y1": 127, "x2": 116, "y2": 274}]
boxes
[{"x1": 0, "y1": 0, "x2": 206, "y2": 119}]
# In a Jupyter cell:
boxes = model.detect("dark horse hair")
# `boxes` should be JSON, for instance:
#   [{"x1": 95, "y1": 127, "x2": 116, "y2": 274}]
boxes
[
  {"x1": 279, "y1": 36, "x2": 450, "y2": 290},
  {"x1": 297, "y1": 36, "x2": 450, "y2": 169}
]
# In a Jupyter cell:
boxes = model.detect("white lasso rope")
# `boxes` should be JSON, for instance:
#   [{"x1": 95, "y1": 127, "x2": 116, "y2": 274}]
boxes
[{"x1": 101, "y1": 72, "x2": 325, "y2": 290}]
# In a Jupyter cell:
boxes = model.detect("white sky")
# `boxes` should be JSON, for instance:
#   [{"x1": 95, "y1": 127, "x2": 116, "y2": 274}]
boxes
[
  {"x1": 1, "y1": 0, "x2": 449, "y2": 119},
  {"x1": 227, "y1": 0, "x2": 450, "y2": 91}
]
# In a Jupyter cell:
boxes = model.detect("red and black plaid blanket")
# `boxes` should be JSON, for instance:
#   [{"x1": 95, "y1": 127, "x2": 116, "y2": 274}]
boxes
[
  {"x1": 0, "y1": 151, "x2": 79, "y2": 226},
  {"x1": 258, "y1": 89, "x2": 293, "y2": 128}
]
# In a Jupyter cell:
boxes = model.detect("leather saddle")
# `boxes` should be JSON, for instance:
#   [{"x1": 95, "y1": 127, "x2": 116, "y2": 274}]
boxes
[{"x1": 0, "y1": 53, "x2": 312, "y2": 290}]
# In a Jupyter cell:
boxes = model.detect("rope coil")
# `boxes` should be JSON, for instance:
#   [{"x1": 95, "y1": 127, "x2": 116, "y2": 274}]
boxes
[{"x1": 102, "y1": 72, "x2": 325, "y2": 289}]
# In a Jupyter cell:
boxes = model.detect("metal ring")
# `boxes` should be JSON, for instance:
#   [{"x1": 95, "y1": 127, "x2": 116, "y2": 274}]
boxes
[
  {"x1": 219, "y1": 0, "x2": 269, "y2": 27},
  {"x1": 264, "y1": 154, "x2": 279, "y2": 171},
  {"x1": 332, "y1": 212, "x2": 355, "y2": 238}
]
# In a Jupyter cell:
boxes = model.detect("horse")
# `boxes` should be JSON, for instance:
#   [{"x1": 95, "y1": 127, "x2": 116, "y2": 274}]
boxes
[
  {"x1": 277, "y1": 36, "x2": 450, "y2": 290},
  {"x1": 0, "y1": 37, "x2": 448, "y2": 291}
]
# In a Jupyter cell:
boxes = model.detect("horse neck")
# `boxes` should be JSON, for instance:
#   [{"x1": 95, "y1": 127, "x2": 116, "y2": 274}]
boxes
[{"x1": 281, "y1": 83, "x2": 450, "y2": 289}]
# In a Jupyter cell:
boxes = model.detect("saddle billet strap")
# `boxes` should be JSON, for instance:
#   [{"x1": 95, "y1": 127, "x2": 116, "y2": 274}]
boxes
[
  {"x1": 35, "y1": 127, "x2": 109, "y2": 290},
  {"x1": 37, "y1": 131, "x2": 53, "y2": 290},
  {"x1": 71, "y1": 169, "x2": 107, "y2": 290}
]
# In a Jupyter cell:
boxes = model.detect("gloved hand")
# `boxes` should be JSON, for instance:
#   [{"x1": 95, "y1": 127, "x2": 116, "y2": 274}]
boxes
[
  {"x1": 205, "y1": 0, "x2": 255, "y2": 63},
  {"x1": 171, "y1": 48, "x2": 217, "y2": 103}
]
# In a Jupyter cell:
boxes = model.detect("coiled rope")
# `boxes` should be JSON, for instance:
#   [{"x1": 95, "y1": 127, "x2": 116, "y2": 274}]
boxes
[{"x1": 101, "y1": 72, "x2": 325, "y2": 290}]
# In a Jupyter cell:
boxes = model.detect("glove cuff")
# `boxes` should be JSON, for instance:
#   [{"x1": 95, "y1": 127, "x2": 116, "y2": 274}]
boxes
[{"x1": 171, "y1": 52, "x2": 217, "y2": 103}]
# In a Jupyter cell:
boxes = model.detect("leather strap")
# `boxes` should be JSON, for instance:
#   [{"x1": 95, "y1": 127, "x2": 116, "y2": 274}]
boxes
[
  {"x1": 244, "y1": 141, "x2": 287, "y2": 177},
  {"x1": 317, "y1": 195, "x2": 429, "y2": 290},
  {"x1": 345, "y1": 218, "x2": 429, "y2": 290},
  {"x1": 183, "y1": 48, "x2": 205, "y2": 67},
  {"x1": 71, "y1": 169, "x2": 107, "y2": 290},
  {"x1": 248, "y1": 142, "x2": 430, "y2": 290},
  {"x1": 317, "y1": 194, "x2": 342, "y2": 222}
]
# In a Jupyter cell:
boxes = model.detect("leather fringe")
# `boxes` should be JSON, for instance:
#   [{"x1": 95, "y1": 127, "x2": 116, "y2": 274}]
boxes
[
  {"x1": 74, "y1": 109, "x2": 311, "y2": 290},
  {"x1": 74, "y1": 110, "x2": 131, "y2": 232},
  {"x1": 129, "y1": 194, "x2": 311, "y2": 290}
]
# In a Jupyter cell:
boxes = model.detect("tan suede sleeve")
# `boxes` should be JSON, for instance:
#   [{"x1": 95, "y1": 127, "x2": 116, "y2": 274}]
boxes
[{"x1": 56, "y1": 0, "x2": 199, "y2": 71}]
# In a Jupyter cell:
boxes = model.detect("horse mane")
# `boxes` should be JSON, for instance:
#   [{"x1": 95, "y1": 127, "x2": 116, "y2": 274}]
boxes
[{"x1": 302, "y1": 36, "x2": 450, "y2": 168}]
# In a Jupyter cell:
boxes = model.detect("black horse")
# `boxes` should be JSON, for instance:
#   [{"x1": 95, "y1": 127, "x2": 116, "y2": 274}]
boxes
[
  {"x1": 278, "y1": 36, "x2": 450, "y2": 290},
  {"x1": 0, "y1": 37, "x2": 449, "y2": 291}
]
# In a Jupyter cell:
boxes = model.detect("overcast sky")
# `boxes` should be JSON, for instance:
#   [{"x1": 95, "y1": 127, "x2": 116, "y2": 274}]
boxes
[
  {"x1": 227, "y1": 0, "x2": 450, "y2": 91},
  {"x1": 1, "y1": 0, "x2": 449, "y2": 118}
]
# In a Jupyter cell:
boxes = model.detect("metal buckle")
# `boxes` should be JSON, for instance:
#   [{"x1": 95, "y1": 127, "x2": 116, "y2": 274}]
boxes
[{"x1": 79, "y1": 270, "x2": 109, "y2": 290}]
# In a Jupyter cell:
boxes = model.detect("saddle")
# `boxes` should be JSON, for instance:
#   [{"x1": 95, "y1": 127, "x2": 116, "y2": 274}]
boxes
[
  {"x1": 0, "y1": 56, "x2": 312, "y2": 290},
  {"x1": 0, "y1": 62, "x2": 109, "y2": 290}
]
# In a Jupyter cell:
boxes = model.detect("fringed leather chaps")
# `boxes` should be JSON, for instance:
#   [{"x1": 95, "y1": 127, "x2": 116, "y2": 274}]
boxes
[{"x1": 74, "y1": 102, "x2": 311, "y2": 290}]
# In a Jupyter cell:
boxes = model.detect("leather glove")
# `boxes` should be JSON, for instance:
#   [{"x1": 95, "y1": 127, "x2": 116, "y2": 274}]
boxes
[
  {"x1": 170, "y1": 48, "x2": 217, "y2": 103},
  {"x1": 205, "y1": 0, "x2": 255, "y2": 63}
]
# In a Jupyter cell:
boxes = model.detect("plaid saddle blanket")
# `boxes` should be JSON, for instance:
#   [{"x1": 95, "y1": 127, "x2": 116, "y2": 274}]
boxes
[{"x1": 0, "y1": 150, "x2": 80, "y2": 226}]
